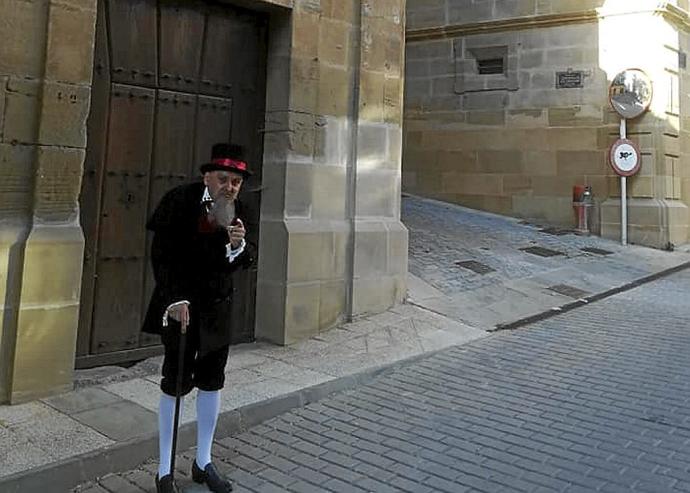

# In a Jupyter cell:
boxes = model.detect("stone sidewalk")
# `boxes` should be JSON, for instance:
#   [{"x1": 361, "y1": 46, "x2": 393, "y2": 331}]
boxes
[
  {"x1": 403, "y1": 195, "x2": 690, "y2": 331},
  {"x1": 0, "y1": 303, "x2": 485, "y2": 492},
  {"x1": 1, "y1": 195, "x2": 689, "y2": 492}
]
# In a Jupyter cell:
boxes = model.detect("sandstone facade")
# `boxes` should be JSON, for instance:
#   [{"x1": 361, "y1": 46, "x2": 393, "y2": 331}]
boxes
[
  {"x1": 404, "y1": 0, "x2": 690, "y2": 249},
  {"x1": 0, "y1": 0, "x2": 408, "y2": 403},
  {"x1": 0, "y1": 0, "x2": 97, "y2": 404},
  {"x1": 256, "y1": 0, "x2": 408, "y2": 347}
]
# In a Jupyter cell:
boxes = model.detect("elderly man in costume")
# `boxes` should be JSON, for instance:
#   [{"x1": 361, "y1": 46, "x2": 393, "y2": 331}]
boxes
[{"x1": 142, "y1": 143, "x2": 255, "y2": 493}]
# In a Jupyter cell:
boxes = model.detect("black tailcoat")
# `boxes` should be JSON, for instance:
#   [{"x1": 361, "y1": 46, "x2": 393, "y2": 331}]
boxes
[{"x1": 142, "y1": 182, "x2": 255, "y2": 354}]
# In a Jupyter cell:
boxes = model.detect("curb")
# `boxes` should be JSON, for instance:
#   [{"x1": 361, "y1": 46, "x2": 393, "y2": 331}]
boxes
[
  {"x1": 490, "y1": 260, "x2": 690, "y2": 332},
  {"x1": 0, "y1": 349, "x2": 447, "y2": 493}
]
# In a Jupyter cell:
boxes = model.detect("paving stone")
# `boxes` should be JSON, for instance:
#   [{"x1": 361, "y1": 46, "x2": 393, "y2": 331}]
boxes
[
  {"x1": 232, "y1": 443, "x2": 270, "y2": 461},
  {"x1": 75, "y1": 484, "x2": 111, "y2": 493},
  {"x1": 0, "y1": 424, "x2": 56, "y2": 476},
  {"x1": 253, "y1": 482, "x2": 287, "y2": 493},
  {"x1": 320, "y1": 450, "x2": 359, "y2": 469},
  {"x1": 257, "y1": 454, "x2": 299, "y2": 473},
  {"x1": 0, "y1": 402, "x2": 62, "y2": 427},
  {"x1": 291, "y1": 466, "x2": 331, "y2": 486},
  {"x1": 121, "y1": 469, "x2": 153, "y2": 491},
  {"x1": 286, "y1": 480, "x2": 325, "y2": 493},
  {"x1": 256, "y1": 467, "x2": 298, "y2": 488},
  {"x1": 290, "y1": 454, "x2": 330, "y2": 471},
  {"x1": 42, "y1": 388, "x2": 123, "y2": 415},
  {"x1": 97, "y1": 474, "x2": 146, "y2": 493},
  {"x1": 389, "y1": 475, "x2": 433, "y2": 493},
  {"x1": 233, "y1": 454, "x2": 268, "y2": 474},
  {"x1": 9, "y1": 406, "x2": 113, "y2": 462},
  {"x1": 322, "y1": 477, "x2": 368, "y2": 493},
  {"x1": 228, "y1": 468, "x2": 268, "y2": 490},
  {"x1": 291, "y1": 439, "x2": 326, "y2": 456},
  {"x1": 104, "y1": 379, "x2": 197, "y2": 426},
  {"x1": 355, "y1": 476, "x2": 400, "y2": 493},
  {"x1": 71, "y1": 400, "x2": 157, "y2": 441},
  {"x1": 426, "y1": 474, "x2": 471, "y2": 493}
]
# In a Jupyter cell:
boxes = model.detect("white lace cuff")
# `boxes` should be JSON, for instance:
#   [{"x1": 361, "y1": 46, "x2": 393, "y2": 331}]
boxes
[{"x1": 226, "y1": 238, "x2": 246, "y2": 263}]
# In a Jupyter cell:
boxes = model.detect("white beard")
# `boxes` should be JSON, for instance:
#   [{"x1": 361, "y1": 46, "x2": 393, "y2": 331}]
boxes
[{"x1": 209, "y1": 195, "x2": 236, "y2": 227}]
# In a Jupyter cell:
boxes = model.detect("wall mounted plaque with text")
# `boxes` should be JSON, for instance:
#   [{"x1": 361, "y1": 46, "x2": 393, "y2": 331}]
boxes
[{"x1": 556, "y1": 70, "x2": 584, "y2": 89}]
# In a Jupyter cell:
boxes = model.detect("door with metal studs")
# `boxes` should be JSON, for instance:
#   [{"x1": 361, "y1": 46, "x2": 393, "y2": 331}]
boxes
[{"x1": 77, "y1": 0, "x2": 267, "y2": 368}]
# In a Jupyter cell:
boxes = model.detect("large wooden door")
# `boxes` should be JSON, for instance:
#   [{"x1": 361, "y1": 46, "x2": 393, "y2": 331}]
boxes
[{"x1": 77, "y1": 0, "x2": 267, "y2": 368}]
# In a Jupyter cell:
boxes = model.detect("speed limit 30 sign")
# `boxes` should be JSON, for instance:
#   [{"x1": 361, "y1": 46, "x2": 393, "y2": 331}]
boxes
[{"x1": 609, "y1": 138, "x2": 641, "y2": 177}]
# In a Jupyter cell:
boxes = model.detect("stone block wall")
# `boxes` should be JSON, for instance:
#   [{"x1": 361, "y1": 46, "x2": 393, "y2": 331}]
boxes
[
  {"x1": 407, "y1": 0, "x2": 606, "y2": 30},
  {"x1": 679, "y1": 27, "x2": 690, "y2": 244},
  {"x1": 0, "y1": 0, "x2": 97, "y2": 403},
  {"x1": 256, "y1": 0, "x2": 408, "y2": 345},
  {"x1": 0, "y1": 0, "x2": 408, "y2": 402},
  {"x1": 403, "y1": 0, "x2": 690, "y2": 248}
]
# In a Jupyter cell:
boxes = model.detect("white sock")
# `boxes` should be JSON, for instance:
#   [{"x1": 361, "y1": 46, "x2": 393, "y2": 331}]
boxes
[
  {"x1": 196, "y1": 389, "x2": 221, "y2": 468},
  {"x1": 158, "y1": 393, "x2": 184, "y2": 478}
]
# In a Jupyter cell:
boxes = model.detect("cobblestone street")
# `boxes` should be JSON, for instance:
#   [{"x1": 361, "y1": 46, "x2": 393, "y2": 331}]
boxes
[
  {"x1": 402, "y1": 195, "x2": 639, "y2": 296},
  {"x1": 75, "y1": 270, "x2": 690, "y2": 493}
]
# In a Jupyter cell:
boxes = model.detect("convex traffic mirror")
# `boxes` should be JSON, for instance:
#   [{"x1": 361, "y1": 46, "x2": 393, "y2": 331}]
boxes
[{"x1": 609, "y1": 69, "x2": 653, "y2": 119}]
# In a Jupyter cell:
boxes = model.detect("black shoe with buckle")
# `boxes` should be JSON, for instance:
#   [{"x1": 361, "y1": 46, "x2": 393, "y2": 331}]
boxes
[
  {"x1": 192, "y1": 460, "x2": 234, "y2": 492},
  {"x1": 155, "y1": 474, "x2": 179, "y2": 493}
]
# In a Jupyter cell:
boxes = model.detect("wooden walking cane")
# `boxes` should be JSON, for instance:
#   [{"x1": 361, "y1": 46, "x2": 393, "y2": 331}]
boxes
[{"x1": 169, "y1": 316, "x2": 188, "y2": 481}]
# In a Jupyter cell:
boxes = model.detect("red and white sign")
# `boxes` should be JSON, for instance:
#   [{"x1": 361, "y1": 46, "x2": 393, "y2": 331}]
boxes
[{"x1": 609, "y1": 138, "x2": 641, "y2": 177}]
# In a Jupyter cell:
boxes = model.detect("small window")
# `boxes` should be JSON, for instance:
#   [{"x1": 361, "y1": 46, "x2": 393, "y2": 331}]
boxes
[
  {"x1": 468, "y1": 46, "x2": 508, "y2": 76},
  {"x1": 477, "y1": 57, "x2": 505, "y2": 75}
]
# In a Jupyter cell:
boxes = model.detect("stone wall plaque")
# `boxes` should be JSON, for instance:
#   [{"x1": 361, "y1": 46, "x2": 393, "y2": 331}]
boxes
[{"x1": 556, "y1": 70, "x2": 584, "y2": 89}]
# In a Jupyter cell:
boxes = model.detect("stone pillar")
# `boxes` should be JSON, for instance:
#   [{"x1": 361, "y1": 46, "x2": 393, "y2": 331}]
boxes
[
  {"x1": 352, "y1": 0, "x2": 408, "y2": 315},
  {"x1": 255, "y1": 0, "x2": 408, "y2": 345},
  {"x1": 0, "y1": 0, "x2": 97, "y2": 403}
]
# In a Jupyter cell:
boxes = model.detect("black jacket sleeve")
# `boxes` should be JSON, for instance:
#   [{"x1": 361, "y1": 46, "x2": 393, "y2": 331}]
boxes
[{"x1": 147, "y1": 187, "x2": 195, "y2": 306}]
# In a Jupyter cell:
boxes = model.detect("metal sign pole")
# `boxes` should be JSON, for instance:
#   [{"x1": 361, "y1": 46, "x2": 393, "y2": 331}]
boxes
[{"x1": 620, "y1": 118, "x2": 627, "y2": 245}]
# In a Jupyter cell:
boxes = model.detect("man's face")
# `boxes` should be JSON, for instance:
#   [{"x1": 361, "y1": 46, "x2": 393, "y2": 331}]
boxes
[{"x1": 203, "y1": 170, "x2": 244, "y2": 201}]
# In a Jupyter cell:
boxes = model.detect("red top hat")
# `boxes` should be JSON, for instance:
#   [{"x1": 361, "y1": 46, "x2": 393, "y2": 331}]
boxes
[{"x1": 199, "y1": 143, "x2": 252, "y2": 177}]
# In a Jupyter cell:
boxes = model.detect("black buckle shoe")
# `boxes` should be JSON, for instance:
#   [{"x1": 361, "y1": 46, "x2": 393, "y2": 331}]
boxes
[
  {"x1": 192, "y1": 460, "x2": 234, "y2": 492},
  {"x1": 155, "y1": 474, "x2": 179, "y2": 493}
]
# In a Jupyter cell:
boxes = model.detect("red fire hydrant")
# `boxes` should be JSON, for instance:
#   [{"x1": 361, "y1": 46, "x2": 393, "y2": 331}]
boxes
[{"x1": 573, "y1": 185, "x2": 593, "y2": 234}]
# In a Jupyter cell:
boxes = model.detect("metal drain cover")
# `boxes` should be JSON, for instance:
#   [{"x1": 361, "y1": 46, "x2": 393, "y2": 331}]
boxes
[
  {"x1": 539, "y1": 227, "x2": 574, "y2": 236},
  {"x1": 520, "y1": 246, "x2": 565, "y2": 257},
  {"x1": 548, "y1": 284, "x2": 591, "y2": 299},
  {"x1": 581, "y1": 247, "x2": 614, "y2": 255},
  {"x1": 455, "y1": 260, "x2": 495, "y2": 275}
]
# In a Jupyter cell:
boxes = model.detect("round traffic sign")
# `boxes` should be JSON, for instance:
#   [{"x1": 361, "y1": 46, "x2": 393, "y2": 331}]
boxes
[{"x1": 609, "y1": 138, "x2": 641, "y2": 177}]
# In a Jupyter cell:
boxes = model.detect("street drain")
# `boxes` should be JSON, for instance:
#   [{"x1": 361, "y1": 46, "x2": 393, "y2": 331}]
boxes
[
  {"x1": 520, "y1": 246, "x2": 565, "y2": 257},
  {"x1": 455, "y1": 260, "x2": 495, "y2": 275},
  {"x1": 547, "y1": 284, "x2": 591, "y2": 299},
  {"x1": 539, "y1": 227, "x2": 574, "y2": 236},
  {"x1": 581, "y1": 247, "x2": 614, "y2": 255}
]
